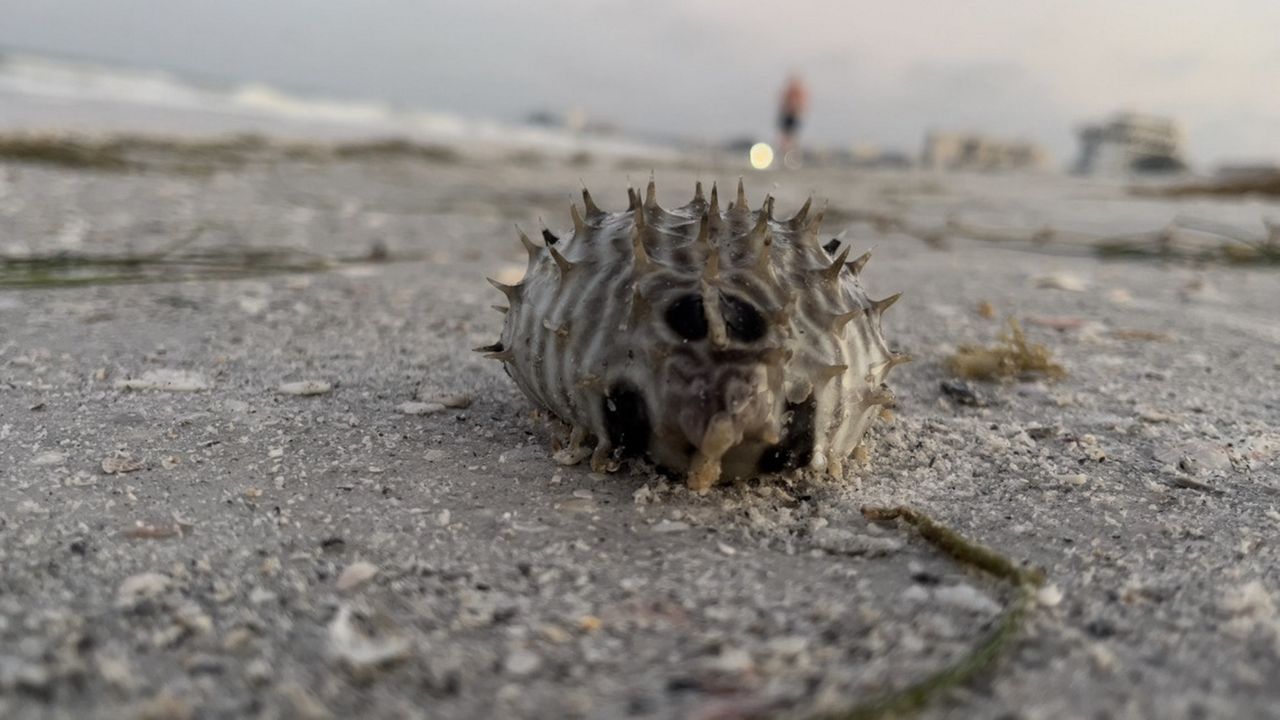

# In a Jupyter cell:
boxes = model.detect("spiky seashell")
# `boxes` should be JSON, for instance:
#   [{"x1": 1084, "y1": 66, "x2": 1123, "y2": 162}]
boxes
[{"x1": 479, "y1": 179, "x2": 905, "y2": 491}]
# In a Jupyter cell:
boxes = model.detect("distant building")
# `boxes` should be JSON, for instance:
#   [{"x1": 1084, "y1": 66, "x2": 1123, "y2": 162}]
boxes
[
  {"x1": 1215, "y1": 162, "x2": 1280, "y2": 180},
  {"x1": 921, "y1": 132, "x2": 1048, "y2": 172},
  {"x1": 1074, "y1": 113, "x2": 1186, "y2": 175},
  {"x1": 821, "y1": 144, "x2": 913, "y2": 169},
  {"x1": 846, "y1": 144, "x2": 914, "y2": 169}
]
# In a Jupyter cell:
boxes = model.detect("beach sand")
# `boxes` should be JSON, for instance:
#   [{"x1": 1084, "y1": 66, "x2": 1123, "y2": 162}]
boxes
[{"x1": 1, "y1": 144, "x2": 1278, "y2": 719}]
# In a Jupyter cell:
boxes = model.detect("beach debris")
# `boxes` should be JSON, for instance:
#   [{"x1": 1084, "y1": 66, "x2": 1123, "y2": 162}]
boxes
[
  {"x1": 934, "y1": 584, "x2": 1002, "y2": 615},
  {"x1": 1034, "y1": 271, "x2": 1086, "y2": 292},
  {"x1": 94, "y1": 652, "x2": 136, "y2": 691},
  {"x1": 115, "y1": 369, "x2": 211, "y2": 392},
  {"x1": 424, "y1": 392, "x2": 472, "y2": 409},
  {"x1": 846, "y1": 505, "x2": 1045, "y2": 719},
  {"x1": 64, "y1": 472, "x2": 97, "y2": 487},
  {"x1": 365, "y1": 240, "x2": 389, "y2": 262},
  {"x1": 1146, "y1": 172, "x2": 1280, "y2": 199},
  {"x1": 101, "y1": 452, "x2": 145, "y2": 475},
  {"x1": 327, "y1": 606, "x2": 411, "y2": 675},
  {"x1": 30, "y1": 450, "x2": 66, "y2": 466},
  {"x1": 122, "y1": 521, "x2": 184, "y2": 540},
  {"x1": 1037, "y1": 584, "x2": 1064, "y2": 608},
  {"x1": 478, "y1": 179, "x2": 906, "y2": 490},
  {"x1": 131, "y1": 693, "x2": 193, "y2": 720},
  {"x1": 1237, "y1": 434, "x2": 1280, "y2": 470},
  {"x1": 1178, "y1": 276, "x2": 1220, "y2": 303},
  {"x1": 1135, "y1": 405, "x2": 1176, "y2": 423},
  {"x1": 1219, "y1": 581, "x2": 1276, "y2": 621},
  {"x1": 0, "y1": 133, "x2": 460, "y2": 173},
  {"x1": 1156, "y1": 441, "x2": 1232, "y2": 476},
  {"x1": 811, "y1": 526, "x2": 902, "y2": 556},
  {"x1": 1095, "y1": 221, "x2": 1280, "y2": 266},
  {"x1": 238, "y1": 295, "x2": 269, "y2": 317},
  {"x1": 278, "y1": 380, "x2": 332, "y2": 396},
  {"x1": 0, "y1": 240, "x2": 421, "y2": 290},
  {"x1": 699, "y1": 647, "x2": 754, "y2": 676},
  {"x1": 651, "y1": 520, "x2": 690, "y2": 533},
  {"x1": 976, "y1": 300, "x2": 996, "y2": 318},
  {"x1": 0, "y1": 657, "x2": 51, "y2": 695},
  {"x1": 502, "y1": 649, "x2": 542, "y2": 677},
  {"x1": 243, "y1": 659, "x2": 272, "y2": 685},
  {"x1": 336, "y1": 561, "x2": 379, "y2": 591},
  {"x1": 946, "y1": 319, "x2": 1066, "y2": 381},
  {"x1": 1024, "y1": 315, "x2": 1086, "y2": 331},
  {"x1": 0, "y1": 134, "x2": 135, "y2": 170},
  {"x1": 1218, "y1": 581, "x2": 1278, "y2": 640},
  {"x1": 1106, "y1": 288, "x2": 1133, "y2": 304},
  {"x1": 939, "y1": 380, "x2": 988, "y2": 407},
  {"x1": 279, "y1": 684, "x2": 333, "y2": 720},
  {"x1": 116, "y1": 572, "x2": 171, "y2": 609},
  {"x1": 1169, "y1": 475, "x2": 1223, "y2": 494},
  {"x1": 397, "y1": 401, "x2": 445, "y2": 416},
  {"x1": 1110, "y1": 328, "x2": 1173, "y2": 342}
]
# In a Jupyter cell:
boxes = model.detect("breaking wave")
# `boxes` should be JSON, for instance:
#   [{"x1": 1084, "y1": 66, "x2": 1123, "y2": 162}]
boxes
[{"x1": 0, "y1": 49, "x2": 672, "y2": 158}]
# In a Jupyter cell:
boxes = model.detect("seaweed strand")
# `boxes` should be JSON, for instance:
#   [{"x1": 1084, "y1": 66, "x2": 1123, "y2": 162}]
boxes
[{"x1": 802, "y1": 506, "x2": 1044, "y2": 720}]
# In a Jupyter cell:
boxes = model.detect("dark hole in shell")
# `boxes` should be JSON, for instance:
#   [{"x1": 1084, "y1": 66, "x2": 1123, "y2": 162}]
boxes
[
  {"x1": 822, "y1": 238, "x2": 842, "y2": 254},
  {"x1": 757, "y1": 396, "x2": 816, "y2": 472},
  {"x1": 719, "y1": 294, "x2": 767, "y2": 343},
  {"x1": 603, "y1": 383, "x2": 650, "y2": 458},
  {"x1": 664, "y1": 295, "x2": 708, "y2": 341},
  {"x1": 541, "y1": 229, "x2": 559, "y2": 245}
]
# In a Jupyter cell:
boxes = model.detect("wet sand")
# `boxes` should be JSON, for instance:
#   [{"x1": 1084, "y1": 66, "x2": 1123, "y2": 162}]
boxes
[{"x1": 1, "y1": 144, "x2": 1278, "y2": 719}]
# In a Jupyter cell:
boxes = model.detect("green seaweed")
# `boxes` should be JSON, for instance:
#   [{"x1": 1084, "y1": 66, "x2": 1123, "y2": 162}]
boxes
[
  {"x1": 0, "y1": 136, "x2": 136, "y2": 171},
  {"x1": 802, "y1": 506, "x2": 1044, "y2": 720},
  {"x1": 1134, "y1": 173, "x2": 1280, "y2": 199},
  {"x1": 0, "y1": 227, "x2": 410, "y2": 289},
  {"x1": 332, "y1": 139, "x2": 461, "y2": 163},
  {"x1": 0, "y1": 133, "x2": 462, "y2": 174},
  {"x1": 0, "y1": 251, "x2": 328, "y2": 289},
  {"x1": 859, "y1": 506, "x2": 1044, "y2": 589},
  {"x1": 1094, "y1": 238, "x2": 1280, "y2": 266}
]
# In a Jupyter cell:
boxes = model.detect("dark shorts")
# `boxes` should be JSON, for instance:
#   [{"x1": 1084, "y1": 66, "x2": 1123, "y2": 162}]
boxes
[{"x1": 780, "y1": 113, "x2": 800, "y2": 135}]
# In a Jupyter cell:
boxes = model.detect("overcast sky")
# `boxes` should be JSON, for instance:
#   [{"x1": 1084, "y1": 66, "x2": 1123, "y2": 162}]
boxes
[{"x1": 1, "y1": 0, "x2": 1277, "y2": 165}]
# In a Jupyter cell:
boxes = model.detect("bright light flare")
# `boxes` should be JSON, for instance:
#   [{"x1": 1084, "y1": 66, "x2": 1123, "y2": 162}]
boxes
[{"x1": 749, "y1": 142, "x2": 774, "y2": 170}]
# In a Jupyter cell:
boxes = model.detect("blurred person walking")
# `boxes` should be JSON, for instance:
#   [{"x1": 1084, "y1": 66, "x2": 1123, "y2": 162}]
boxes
[{"x1": 778, "y1": 74, "x2": 808, "y2": 168}]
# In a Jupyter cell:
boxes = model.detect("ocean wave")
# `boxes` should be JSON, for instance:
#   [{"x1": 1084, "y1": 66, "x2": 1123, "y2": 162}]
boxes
[
  {"x1": 0, "y1": 50, "x2": 216, "y2": 109},
  {"x1": 0, "y1": 49, "x2": 676, "y2": 159},
  {"x1": 228, "y1": 83, "x2": 393, "y2": 125}
]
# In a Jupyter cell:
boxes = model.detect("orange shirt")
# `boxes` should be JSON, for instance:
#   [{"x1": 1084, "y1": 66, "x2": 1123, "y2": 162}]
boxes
[{"x1": 781, "y1": 80, "x2": 808, "y2": 116}]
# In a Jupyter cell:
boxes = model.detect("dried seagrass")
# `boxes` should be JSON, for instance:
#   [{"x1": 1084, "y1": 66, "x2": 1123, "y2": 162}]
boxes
[{"x1": 479, "y1": 179, "x2": 906, "y2": 491}]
